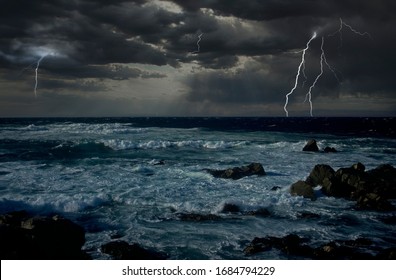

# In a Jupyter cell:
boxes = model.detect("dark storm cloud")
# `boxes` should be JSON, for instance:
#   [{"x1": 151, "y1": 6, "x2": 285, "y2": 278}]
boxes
[{"x1": 0, "y1": 0, "x2": 395, "y2": 116}]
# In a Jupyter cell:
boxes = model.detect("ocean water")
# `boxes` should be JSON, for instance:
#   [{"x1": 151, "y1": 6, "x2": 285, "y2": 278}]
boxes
[{"x1": 0, "y1": 117, "x2": 395, "y2": 259}]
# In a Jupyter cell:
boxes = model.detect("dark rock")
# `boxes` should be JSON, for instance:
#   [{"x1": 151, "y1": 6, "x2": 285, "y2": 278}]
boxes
[
  {"x1": 324, "y1": 146, "x2": 337, "y2": 153},
  {"x1": 341, "y1": 237, "x2": 373, "y2": 247},
  {"x1": 366, "y1": 164, "x2": 396, "y2": 199},
  {"x1": 205, "y1": 162, "x2": 266, "y2": 180},
  {"x1": 293, "y1": 162, "x2": 396, "y2": 211},
  {"x1": 244, "y1": 237, "x2": 273, "y2": 255},
  {"x1": 313, "y1": 242, "x2": 339, "y2": 259},
  {"x1": 244, "y1": 234, "x2": 312, "y2": 258},
  {"x1": 313, "y1": 241, "x2": 373, "y2": 260},
  {"x1": 244, "y1": 207, "x2": 271, "y2": 217},
  {"x1": 355, "y1": 193, "x2": 395, "y2": 211},
  {"x1": 221, "y1": 203, "x2": 241, "y2": 213},
  {"x1": 352, "y1": 162, "x2": 366, "y2": 172},
  {"x1": 101, "y1": 240, "x2": 167, "y2": 260},
  {"x1": 0, "y1": 211, "x2": 87, "y2": 259},
  {"x1": 302, "y1": 139, "x2": 319, "y2": 152},
  {"x1": 245, "y1": 235, "x2": 383, "y2": 260},
  {"x1": 290, "y1": 180, "x2": 316, "y2": 200},
  {"x1": 297, "y1": 212, "x2": 321, "y2": 219},
  {"x1": 271, "y1": 186, "x2": 281, "y2": 191},
  {"x1": 376, "y1": 247, "x2": 396, "y2": 260},
  {"x1": 176, "y1": 213, "x2": 221, "y2": 221},
  {"x1": 305, "y1": 164, "x2": 335, "y2": 187},
  {"x1": 321, "y1": 165, "x2": 364, "y2": 198}
]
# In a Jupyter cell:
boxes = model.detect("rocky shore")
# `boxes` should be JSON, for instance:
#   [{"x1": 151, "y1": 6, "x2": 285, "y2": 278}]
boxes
[
  {"x1": 1, "y1": 156, "x2": 395, "y2": 260},
  {"x1": 290, "y1": 162, "x2": 396, "y2": 211}
]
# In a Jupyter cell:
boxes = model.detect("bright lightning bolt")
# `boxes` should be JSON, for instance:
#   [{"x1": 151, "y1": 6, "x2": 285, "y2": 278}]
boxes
[
  {"x1": 283, "y1": 32, "x2": 317, "y2": 117},
  {"x1": 283, "y1": 18, "x2": 371, "y2": 117},
  {"x1": 192, "y1": 33, "x2": 203, "y2": 54},
  {"x1": 34, "y1": 54, "x2": 48, "y2": 97},
  {"x1": 304, "y1": 37, "x2": 325, "y2": 117}
]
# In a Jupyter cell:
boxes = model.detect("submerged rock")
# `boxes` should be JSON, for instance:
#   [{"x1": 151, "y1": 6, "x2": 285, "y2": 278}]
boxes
[
  {"x1": 324, "y1": 146, "x2": 337, "y2": 153},
  {"x1": 101, "y1": 240, "x2": 167, "y2": 260},
  {"x1": 221, "y1": 203, "x2": 241, "y2": 213},
  {"x1": 205, "y1": 162, "x2": 266, "y2": 180},
  {"x1": 376, "y1": 247, "x2": 396, "y2": 260},
  {"x1": 244, "y1": 234, "x2": 312, "y2": 257},
  {"x1": 297, "y1": 212, "x2": 321, "y2": 219},
  {"x1": 302, "y1": 139, "x2": 319, "y2": 152},
  {"x1": 244, "y1": 207, "x2": 271, "y2": 217},
  {"x1": 244, "y1": 235, "x2": 385, "y2": 260},
  {"x1": 0, "y1": 211, "x2": 87, "y2": 259},
  {"x1": 176, "y1": 213, "x2": 221, "y2": 221}
]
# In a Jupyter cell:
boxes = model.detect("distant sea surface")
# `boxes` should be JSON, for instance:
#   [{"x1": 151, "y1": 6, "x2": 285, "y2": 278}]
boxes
[{"x1": 0, "y1": 117, "x2": 395, "y2": 259}]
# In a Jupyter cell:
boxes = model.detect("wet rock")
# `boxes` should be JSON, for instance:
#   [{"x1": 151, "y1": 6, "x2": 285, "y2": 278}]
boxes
[
  {"x1": 290, "y1": 180, "x2": 316, "y2": 200},
  {"x1": 352, "y1": 162, "x2": 366, "y2": 172},
  {"x1": 297, "y1": 212, "x2": 321, "y2": 219},
  {"x1": 302, "y1": 139, "x2": 319, "y2": 152},
  {"x1": 245, "y1": 234, "x2": 390, "y2": 260},
  {"x1": 244, "y1": 234, "x2": 312, "y2": 258},
  {"x1": 355, "y1": 193, "x2": 395, "y2": 211},
  {"x1": 244, "y1": 207, "x2": 271, "y2": 217},
  {"x1": 221, "y1": 204, "x2": 271, "y2": 217},
  {"x1": 366, "y1": 164, "x2": 396, "y2": 199},
  {"x1": 376, "y1": 247, "x2": 396, "y2": 260},
  {"x1": 205, "y1": 162, "x2": 266, "y2": 180},
  {"x1": 305, "y1": 164, "x2": 335, "y2": 187},
  {"x1": 291, "y1": 162, "x2": 396, "y2": 211},
  {"x1": 313, "y1": 239, "x2": 374, "y2": 260},
  {"x1": 176, "y1": 213, "x2": 221, "y2": 221},
  {"x1": 221, "y1": 203, "x2": 241, "y2": 213},
  {"x1": 101, "y1": 240, "x2": 167, "y2": 260},
  {"x1": 323, "y1": 146, "x2": 337, "y2": 153},
  {"x1": 271, "y1": 186, "x2": 282, "y2": 191},
  {"x1": 0, "y1": 211, "x2": 87, "y2": 259}
]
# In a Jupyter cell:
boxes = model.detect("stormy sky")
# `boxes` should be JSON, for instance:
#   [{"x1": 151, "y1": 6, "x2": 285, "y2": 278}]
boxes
[{"x1": 0, "y1": 0, "x2": 395, "y2": 117}]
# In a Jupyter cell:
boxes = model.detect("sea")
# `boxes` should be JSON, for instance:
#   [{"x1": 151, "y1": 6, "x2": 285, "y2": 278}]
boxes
[{"x1": 0, "y1": 117, "x2": 395, "y2": 259}]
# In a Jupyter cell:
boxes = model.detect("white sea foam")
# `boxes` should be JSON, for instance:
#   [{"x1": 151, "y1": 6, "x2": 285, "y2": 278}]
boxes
[
  {"x1": 102, "y1": 139, "x2": 248, "y2": 150},
  {"x1": 1, "y1": 119, "x2": 395, "y2": 260}
]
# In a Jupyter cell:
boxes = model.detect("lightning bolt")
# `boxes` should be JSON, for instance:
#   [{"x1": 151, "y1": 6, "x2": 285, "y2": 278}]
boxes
[
  {"x1": 283, "y1": 18, "x2": 370, "y2": 117},
  {"x1": 34, "y1": 54, "x2": 48, "y2": 97},
  {"x1": 304, "y1": 37, "x2": 325, "y2": 117},
  {"x1": 192, "y1": 33, "x2": 203, "y2": 54},
  {"x1": 283, "y1": 32, "x2": 317, "y2": 117},
  {"x1": 329, "y1": 18, "x2": 372, "y2": 48}
]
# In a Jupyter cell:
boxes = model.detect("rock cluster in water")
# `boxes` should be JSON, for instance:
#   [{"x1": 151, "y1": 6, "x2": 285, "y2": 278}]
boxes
[
  {"x1": 244, "y1": 234, "x2": 396, "y2": 259},
  {"x1": 303, "y1": 139, "x2": 337, "y2": 153},
  {"x1": 101, "y1": 240, "x2": 167, "y2": 260},
  {"x1": 205, "y1": 162, "x2": 266, "y2": 180},
  {"x1": 0, "y1": 210, "x2": 87, "y2": 259},
  {"x1": 290, "y1": 162, "x2": 396, "y2": 211}
]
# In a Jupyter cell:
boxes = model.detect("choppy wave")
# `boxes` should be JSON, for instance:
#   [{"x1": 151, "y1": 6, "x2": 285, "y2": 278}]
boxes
[
  {"x1": 1, "y1": 117, "x2": 395, "y2": 259},
  {"x1": 103, "y1": 139, "x2": 248, "y2": 150}
]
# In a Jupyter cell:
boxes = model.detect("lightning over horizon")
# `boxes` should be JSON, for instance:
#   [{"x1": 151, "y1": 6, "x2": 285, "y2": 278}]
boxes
[
  {"x1": 34, "y1": 54, "x2": 49, "y2": 97},
  {"x1": 304, "y1": 36, "x2": 325, "y2": 117},
  {"x1": 284, "y1": 18, "x2": 371, "y2": 117},
  {"x1": 283, "y1": 32, "x2": 317, "y2": 117}
]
